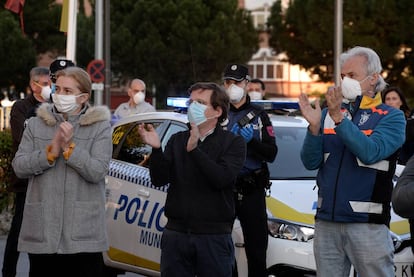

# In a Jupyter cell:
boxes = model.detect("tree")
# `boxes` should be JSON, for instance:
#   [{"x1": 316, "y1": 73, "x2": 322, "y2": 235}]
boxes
[
  {"x1": 0, "y1": 0, "x2": 68, "y2": 94},
  {"x1": 22, "y1": 0, "x2": 66, "y2": 56},
  {"x1": 0, "y1": 0, "x2": 95, "y2": 94},
  {"x1": 1, "y1": 0, "x2": 258, "y2": 107},
  {"x1": 76, "y1": 11, "x2": 95, "y2": 68},
  {"x1": 0, "y1": 10, "x2": 36, "y2": 94},
  {"x1": 110, "y1": 0, "x2": 257, "y2": 107},
  {"x1": 267, "y1": 0, "x2": 414, "y2": 97}
]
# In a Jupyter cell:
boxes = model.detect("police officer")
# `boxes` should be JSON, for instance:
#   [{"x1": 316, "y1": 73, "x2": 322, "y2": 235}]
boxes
[
  {"x1": 49, "y1": 58, "x2": 75, "y2": 84},
  {"x1": 222, "y1": 64, "x2": 277, "y2": 277}
]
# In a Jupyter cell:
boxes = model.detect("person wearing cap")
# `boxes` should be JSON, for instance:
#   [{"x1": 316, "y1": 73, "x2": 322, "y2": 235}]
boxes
[
  {"x1": 222, "y1": 63, "x2": 277, "y2": 277},
  {"x1": 247, "y1": 78, "x2": 266, "y2": 100},
  {"x1": 113, "y1": 78, "x2": 156, "y2": 120},
  {"x1": 12, "y1": 67, "x2": 112, "y2": 276},
  {"x1": 49, "y1": 59, "x2": 75, "y2": 99},
  {"x1": 49, "y1": 59, "x2": 75, "y2": 83},
  {"x1": 2, "y1": 66, "x2": 51, "y2": 277}
]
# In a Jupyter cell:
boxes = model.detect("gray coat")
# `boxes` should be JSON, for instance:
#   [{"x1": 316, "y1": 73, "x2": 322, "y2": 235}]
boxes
[
  {"x1": 12, "y1": 103, "x2": 112, "y2": 254},
  {"x1": 393, "y1": 156, "x2": 414, "y2": 219}
]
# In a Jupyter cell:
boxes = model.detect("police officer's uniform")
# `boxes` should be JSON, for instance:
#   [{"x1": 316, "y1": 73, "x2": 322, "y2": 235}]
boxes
[{"x1": 223, "y1": 64, "x2": 277, "y2": 277}]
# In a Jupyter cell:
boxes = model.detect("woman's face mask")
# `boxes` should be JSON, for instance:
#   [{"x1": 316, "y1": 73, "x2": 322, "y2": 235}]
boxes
[
  {"x1": 226, "y1": 84, "x2": 245, "y2": 103},
  {"x1": 52, "y1": 94, "x2": 83, "y2": 113}
]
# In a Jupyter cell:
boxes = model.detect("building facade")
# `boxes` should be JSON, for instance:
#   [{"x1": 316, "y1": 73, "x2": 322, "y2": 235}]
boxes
[{"x1": 245, "y1": 1, "x2": 330, "y2": 98}]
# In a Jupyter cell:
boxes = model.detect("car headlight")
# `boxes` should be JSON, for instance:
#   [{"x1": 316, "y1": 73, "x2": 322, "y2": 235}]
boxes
[
  {"x1": 390, "y1": 231, "x2": 412, "y2": 253},
  {"x1": 267, "y1": 218, "x2": 314, "y2": 242}
]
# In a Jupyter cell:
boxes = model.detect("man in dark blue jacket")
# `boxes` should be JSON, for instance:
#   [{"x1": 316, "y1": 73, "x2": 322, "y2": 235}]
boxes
[{"x1": 299, "y1": 46, "x2": 405, "y2": 277}]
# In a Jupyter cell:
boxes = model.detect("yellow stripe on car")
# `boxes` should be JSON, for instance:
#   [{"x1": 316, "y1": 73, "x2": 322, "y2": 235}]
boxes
[
  {"x1": 107, "y1": 247, "x2": 160, "y2": 271},
  {"x1": 266, "y1": 197, "x2": 315, "y2": 225}
]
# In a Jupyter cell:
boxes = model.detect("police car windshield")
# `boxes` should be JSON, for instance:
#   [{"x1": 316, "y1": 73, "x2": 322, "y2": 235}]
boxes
[{"x1": 269, "y1": 125, "x2": 317, "y2": 179}]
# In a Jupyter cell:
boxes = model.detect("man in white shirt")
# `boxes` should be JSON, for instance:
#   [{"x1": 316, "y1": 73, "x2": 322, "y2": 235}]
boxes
[{"x1": 113, "y1": 78, "x2": 156, "y2": 119}]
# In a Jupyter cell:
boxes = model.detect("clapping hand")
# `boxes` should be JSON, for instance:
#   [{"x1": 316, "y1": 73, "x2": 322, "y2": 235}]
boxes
[
  {"x1": 298, "y1": 93, "x2": 321, "y2": 135},
  {"x1": 231, "y1": 123, "x2": 240, "y2": 135},
  {"x1": 59, "y1": 121, "x2": 74, "y2": 150},
  {"x1": 137, "y1": 123, "x2": 161, "y2": 149},
  {"x1": 240, "y1": 125, "x2": 254, "y2": 143},
  {"x1": 325, "y1": 86, "x2": 344, "y2": 123},
  {"x1": 50, "y1": 121, "x2": 74, "y2": 156},
  {"x1": 186, "y1": 123, "x2": 200, "y2": 152},
  {"x1": 230, "y1": 123, "x2": 253, "y2": 143}
]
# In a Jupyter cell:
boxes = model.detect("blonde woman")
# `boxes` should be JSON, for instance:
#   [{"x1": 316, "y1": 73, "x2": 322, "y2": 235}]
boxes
[{"x1": 12, "y1": 67, "x2": 112, "y2": 276}]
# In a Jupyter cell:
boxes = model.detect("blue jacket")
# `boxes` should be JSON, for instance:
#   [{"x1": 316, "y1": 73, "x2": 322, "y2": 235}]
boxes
[{"x1": 301, "y1": 93, "x2": 405, "y2": 225}]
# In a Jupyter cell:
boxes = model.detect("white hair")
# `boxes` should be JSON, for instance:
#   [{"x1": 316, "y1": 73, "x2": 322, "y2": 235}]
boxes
[{"x1": 340, "y1": 46, "x2": 387, "y2": 92}]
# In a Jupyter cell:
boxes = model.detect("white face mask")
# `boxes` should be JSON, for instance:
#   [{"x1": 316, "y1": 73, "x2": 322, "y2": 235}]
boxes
[
  {"x1": 248, "y1": 91, "x2": 262, "y2": 100},
  {"x1": 52, "y1": 94, "x2": 82, "y2": 113},
  {"x1": 133, "y1": 91, "x2": 145, "y2": 104},
  {"x1": 341, "y1": 76, "x2": 369, "y2": 101},
  {"x1": 40, "y1": 85, "x2": 52, "y2": 101},
  {"x1": 226, "y1": 84, "x2": 244, "y2": 103}
]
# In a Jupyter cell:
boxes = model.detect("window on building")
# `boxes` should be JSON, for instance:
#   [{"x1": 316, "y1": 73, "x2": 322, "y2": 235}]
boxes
[
  {"x1": 267, "y1": 65, "x2": 274, "y2": 79},
  {"x1": 256, "y1": 14, "x2": 266, "y2": 29},
  {"x1": 257, "y1": 65, "x2": 264, "y2": 79},
  {"x1": 276, "y1": 65, "x2": 283, "y2": 79}
]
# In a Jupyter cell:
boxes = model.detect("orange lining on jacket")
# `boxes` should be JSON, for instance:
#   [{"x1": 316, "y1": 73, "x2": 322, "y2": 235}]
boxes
[
  {"x1": 371, "y1": 107, "x2": 389, "y2": 115},
  {"x1": 324, "y1": 129, "x2": 373, "y2": 135}
]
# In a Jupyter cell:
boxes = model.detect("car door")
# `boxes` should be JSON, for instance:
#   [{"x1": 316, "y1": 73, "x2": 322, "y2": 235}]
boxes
[{"x1": 105, "y1": 117, "x2": 187, "y2": 275}]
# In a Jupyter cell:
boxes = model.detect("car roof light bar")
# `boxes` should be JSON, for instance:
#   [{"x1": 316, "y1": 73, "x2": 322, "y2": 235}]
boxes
[
  {"x1": 166, "y1": 97, "x2": 300, "y2": 111},
  {"x1": 166, "y1": 97, "x2": 188, "y2": 108},
  {"x1": 251, "y1": 100, "x2": 299, "y2": 110}
]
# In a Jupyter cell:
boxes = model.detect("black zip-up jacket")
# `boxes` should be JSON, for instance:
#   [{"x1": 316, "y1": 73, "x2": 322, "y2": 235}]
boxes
[{"x1": 149, "y1": 125, "x2": 246, "y2": 234}]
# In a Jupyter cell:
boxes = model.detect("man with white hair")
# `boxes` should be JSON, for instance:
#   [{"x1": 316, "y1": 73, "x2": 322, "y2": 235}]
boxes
[
  {"x1": 113, "y1": 78, "x2": 155, "y2": 119},
  {"x1": 299, "y1": 46, "x2": 406, "y2": 276}
]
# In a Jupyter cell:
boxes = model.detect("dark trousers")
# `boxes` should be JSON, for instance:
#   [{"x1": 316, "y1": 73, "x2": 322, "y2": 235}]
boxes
[
  {"x1": 2, "y1": 191, "x2": 26, "y2": 277},
  {"x1": 160, "y1": 228, "x2": 234, "y2": 277},
  {"x1": 28, "y1": 252, "x2": 104, "y2": 277},
  {"x1": 235, "y1": 188, "x2": 268, "y2": 277}
]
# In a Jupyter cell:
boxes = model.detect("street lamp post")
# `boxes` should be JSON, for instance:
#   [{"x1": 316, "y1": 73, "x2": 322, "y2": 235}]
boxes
[{"x1": 334, "y1": 0, "x2": 343, "y2": 85}]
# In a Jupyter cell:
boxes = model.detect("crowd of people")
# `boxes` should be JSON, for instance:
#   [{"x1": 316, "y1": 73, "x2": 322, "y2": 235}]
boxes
[{"x1": 2, "y1": 45, "x2": 414, "y2": 277}]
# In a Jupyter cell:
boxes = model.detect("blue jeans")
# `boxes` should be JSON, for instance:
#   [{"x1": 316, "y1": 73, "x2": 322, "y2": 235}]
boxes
[
  {"x1": 314, "y1": 219, "x2": 394, "y2": 277},
  {"x1": 160, "y1": 229, "x2": 234, "y2": 277}
]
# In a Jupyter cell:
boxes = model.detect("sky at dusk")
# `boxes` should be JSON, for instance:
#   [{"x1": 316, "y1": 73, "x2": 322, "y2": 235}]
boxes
[{"x1": 244, "y1": 0, "x2": 276, "y2": 10}]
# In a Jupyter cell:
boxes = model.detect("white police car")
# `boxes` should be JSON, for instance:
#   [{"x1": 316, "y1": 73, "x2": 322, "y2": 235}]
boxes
[{"x1": 103, "y1": 100, "x2": 413, "y2": 277}]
